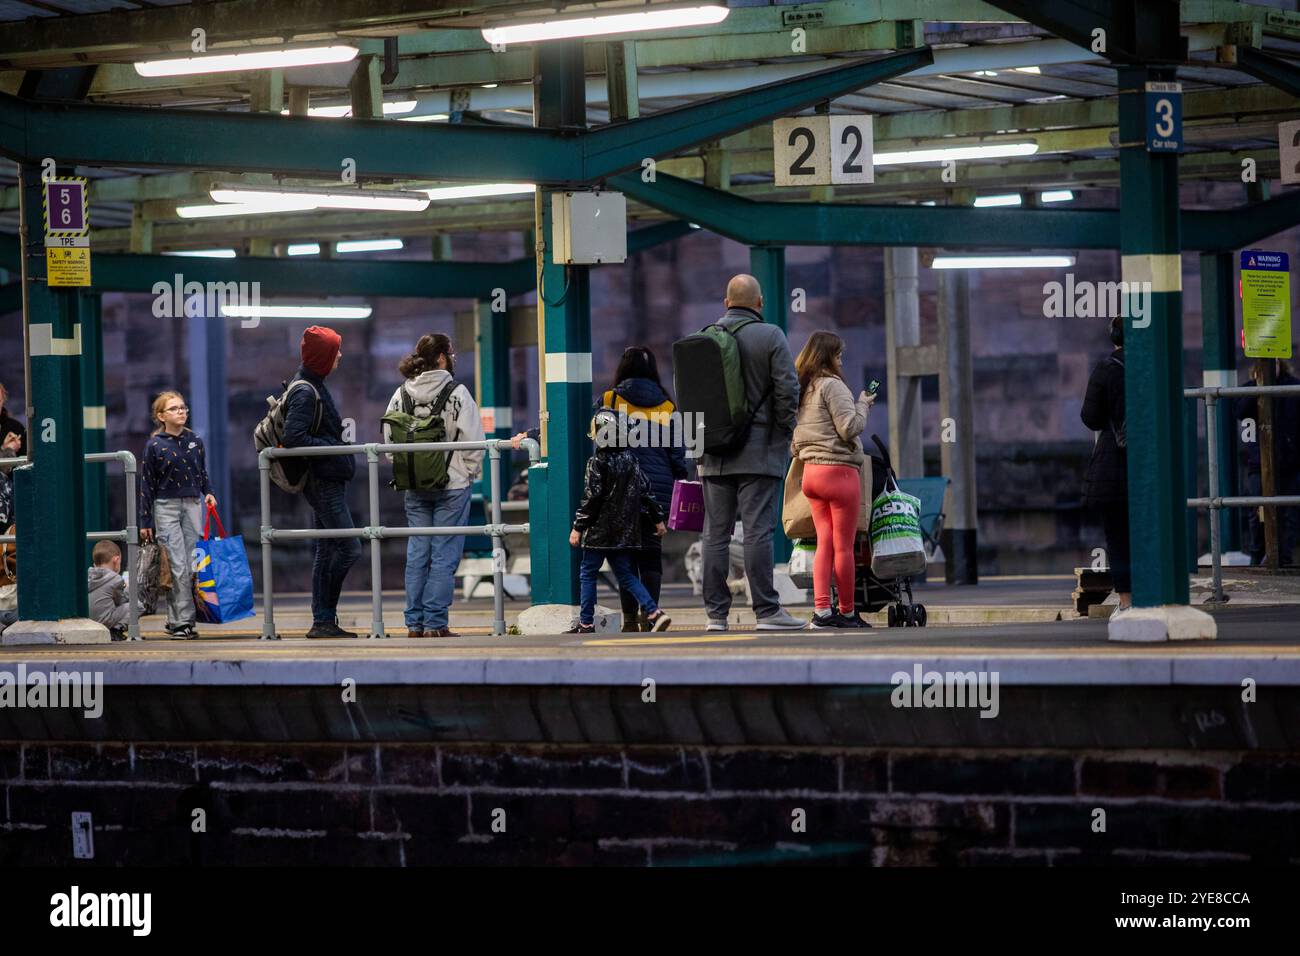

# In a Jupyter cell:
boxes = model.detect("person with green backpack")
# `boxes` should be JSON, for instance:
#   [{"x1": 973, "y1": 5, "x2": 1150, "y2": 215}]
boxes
[{"x1": 381, "y1": 333, "x2": 485, "y2": 638}]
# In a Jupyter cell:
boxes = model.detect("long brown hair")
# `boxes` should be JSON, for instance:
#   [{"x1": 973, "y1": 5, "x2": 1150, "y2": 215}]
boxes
[
  {"x1": 795, "y1": 331, "x2": 846, "y2": 406},
  {"x1": 398, "y1": 333, "x2": 453, "y2": 379},
  {"x1": 150, "y1": 390, "x2": 185, "y2": 435}
]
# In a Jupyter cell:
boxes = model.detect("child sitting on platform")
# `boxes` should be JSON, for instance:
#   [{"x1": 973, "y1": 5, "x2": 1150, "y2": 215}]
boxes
[
  {"x1": 88, "y1": 540, "x2": 129, "y2": 641},
  {"x1": 567, "y1": 408, "x2": 671, "y2": 635}
]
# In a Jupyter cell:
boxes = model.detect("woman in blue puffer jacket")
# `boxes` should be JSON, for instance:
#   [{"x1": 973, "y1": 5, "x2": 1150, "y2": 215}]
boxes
[{"x1": 596, "y1": 347, "x2": 691, "y2": 631}]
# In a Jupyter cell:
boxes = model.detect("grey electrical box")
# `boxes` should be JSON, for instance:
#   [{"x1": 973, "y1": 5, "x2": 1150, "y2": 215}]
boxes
[{"x1": 551, "y1": 190, "x2": 627, "y2": 265}]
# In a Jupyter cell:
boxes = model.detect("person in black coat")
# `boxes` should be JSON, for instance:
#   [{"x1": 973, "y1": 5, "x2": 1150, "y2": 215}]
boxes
[
  {"x1": 1081, "y1": 317, "x2": 1130, "y2": 609},
  {"x1": 567, "y1": 408, "x2": 670, "y2": 634},
  {"x1": 595, "y1": 347, "x2": 691, "y2": 630},
  {"x1": 281, "y1": 326, "x2": 361, "y2": 638},
  {"x1": 1235, "y1": 358, "x2": 1300, "y2": 565}
]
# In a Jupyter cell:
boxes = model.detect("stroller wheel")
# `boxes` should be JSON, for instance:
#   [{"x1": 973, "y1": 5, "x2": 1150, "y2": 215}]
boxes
[
  {"x1": 887, "y1": 605, "x2": 897, "y2": 628},
  {"x1": 915, "y1": 604, "x2": 928, "y2": 628},
  {"x1": 901, "y1": 605, "x2": 915, "y2": 627}
]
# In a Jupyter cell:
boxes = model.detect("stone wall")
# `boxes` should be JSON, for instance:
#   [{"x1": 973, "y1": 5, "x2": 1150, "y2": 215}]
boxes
[{"x1": 2, "y1": 740, "x2": 1294, "y2": 865}]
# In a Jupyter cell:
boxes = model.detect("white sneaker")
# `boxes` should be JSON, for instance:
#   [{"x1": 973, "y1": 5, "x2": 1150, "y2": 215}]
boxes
[
  {"x1": 705, "y1": 619, "x2": 728, "y2": 632},
  {"x1": 755, "y1": 608, "x2": 806, "y2": 630}
]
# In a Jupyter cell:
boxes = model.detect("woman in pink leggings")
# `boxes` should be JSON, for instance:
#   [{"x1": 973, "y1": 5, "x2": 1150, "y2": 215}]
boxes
[{"x1": 792, "y1": 331, "x2": 875, "y2": 629}]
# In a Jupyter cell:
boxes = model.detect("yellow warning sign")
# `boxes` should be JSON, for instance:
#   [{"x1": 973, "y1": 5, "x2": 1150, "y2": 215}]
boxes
[{"x1": 45, "y1": 246, "x2": 91, "y2": 287}]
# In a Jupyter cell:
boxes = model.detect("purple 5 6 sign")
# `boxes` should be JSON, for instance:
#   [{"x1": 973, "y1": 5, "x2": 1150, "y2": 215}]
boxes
[{"x1": 44, "y1": 179, "x2": 87, "y2": 234}]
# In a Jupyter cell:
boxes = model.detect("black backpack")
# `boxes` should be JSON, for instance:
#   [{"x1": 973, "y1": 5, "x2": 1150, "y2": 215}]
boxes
[{"x1": 673, "y1": 317, "x2": 772, "y2": 456}]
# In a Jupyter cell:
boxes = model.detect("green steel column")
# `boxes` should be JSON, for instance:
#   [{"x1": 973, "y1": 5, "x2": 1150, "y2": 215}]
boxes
[
  {"x1": 749, "y1": 245, "x2": 793, "y2": 564},
  {"x1": 1118, "y1": 66, "x2": 1189, "y2": 607},
  {"x1": 79, "y1": 290, "x2": 106, "y2": 567},
  {"x1": 15, "y1": 162, "x2": 88, "y2": 620},
  {"x1": 475, "y1": 299, "x2": 513, "y2": 444},
  {"x1": 532, "y1": 40, "x2": 590, "y2": 605},
  {"x1": 1199, "y1": 251, "x2": 1241, "y2": 552}
]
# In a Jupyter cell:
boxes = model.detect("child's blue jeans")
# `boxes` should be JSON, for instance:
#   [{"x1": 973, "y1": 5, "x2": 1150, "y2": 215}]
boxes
[{"x1": 579, "y1": 548, "x2": 658, "y2": 626}]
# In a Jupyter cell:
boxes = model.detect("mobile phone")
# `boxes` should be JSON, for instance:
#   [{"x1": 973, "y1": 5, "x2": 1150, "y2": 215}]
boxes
[{"x1": 867, "y1": 379, "x2": 881, "y2": 394}]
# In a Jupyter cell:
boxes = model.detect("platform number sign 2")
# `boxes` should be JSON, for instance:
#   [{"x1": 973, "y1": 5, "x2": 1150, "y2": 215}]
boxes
[
  {"x1": 1144, "y1": 81, "x2": 1182, "y2": 153},
  {"x1": 1279, "y1": 119, "x2": 1300, "y2": 186},
  {"x1": 774, "y1": 116, "x2": 874, "y2": 187}
]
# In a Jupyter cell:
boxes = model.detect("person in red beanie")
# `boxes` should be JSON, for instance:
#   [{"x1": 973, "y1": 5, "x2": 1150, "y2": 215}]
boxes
[{"x1": 281, "y1": 325, "x2": 362, "y2": 638}]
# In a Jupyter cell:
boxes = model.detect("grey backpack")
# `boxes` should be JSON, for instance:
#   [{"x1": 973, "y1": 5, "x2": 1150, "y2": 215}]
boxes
[{"x1": 253, "y1": 379, "x2": 321, "y2": 493}]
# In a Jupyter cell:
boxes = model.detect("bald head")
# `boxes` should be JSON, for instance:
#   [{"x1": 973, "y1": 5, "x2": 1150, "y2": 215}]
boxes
[{"x1": 725, "y1": 274, "x2": 763, "y2": 310}]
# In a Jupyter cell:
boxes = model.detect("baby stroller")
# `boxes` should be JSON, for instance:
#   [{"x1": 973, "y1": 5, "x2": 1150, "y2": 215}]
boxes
[{"x1": 855, "y1": 435, "x2": 929, "y2": 628}]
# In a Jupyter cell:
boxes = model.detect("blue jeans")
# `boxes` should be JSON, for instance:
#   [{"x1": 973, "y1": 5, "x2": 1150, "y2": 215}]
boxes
[
  {"x1": 579, "y1": 548, "x2": 658, "y2": 626},
  {"x1": 404, "y1": 486, "x2": 472, "y2": 630},
  {"x1": 303, "y1": 477, "x2": 362, "y2": 625}
]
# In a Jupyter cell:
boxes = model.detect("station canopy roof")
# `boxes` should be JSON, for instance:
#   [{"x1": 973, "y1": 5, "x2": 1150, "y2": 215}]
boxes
[{"x1": 0, "y1": 0, "x2": 1297, "y2": 253}]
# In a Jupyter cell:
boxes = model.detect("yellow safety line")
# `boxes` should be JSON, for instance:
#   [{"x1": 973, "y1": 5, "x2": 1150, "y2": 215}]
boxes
[{"x1": 583, "y1": 635, "x2": 759, "y2": 646}]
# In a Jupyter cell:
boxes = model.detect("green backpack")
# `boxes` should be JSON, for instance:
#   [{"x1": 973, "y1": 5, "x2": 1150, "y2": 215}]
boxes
[{"x1": 380, "y1": 381, "x2": 457, "y2": 491}]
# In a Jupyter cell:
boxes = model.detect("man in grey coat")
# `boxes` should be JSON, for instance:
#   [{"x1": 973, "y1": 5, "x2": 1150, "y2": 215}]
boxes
[{"x1": 699, "y1": 275, "x2": 805, "y2": 630}]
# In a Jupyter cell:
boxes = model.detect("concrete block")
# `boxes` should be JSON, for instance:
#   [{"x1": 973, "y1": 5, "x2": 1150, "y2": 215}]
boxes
[
  {"x1": 1108, "y1": 604, "x2": 1217, "y2": 643},
  {"x1": 517, "y1": 603, "x2": 621, "y2": 635},
  {"x1": 1, "y1": 618, "x2": 110, "y2": 645}
]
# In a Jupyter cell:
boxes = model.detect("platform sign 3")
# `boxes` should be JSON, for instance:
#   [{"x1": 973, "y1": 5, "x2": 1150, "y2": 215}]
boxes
[
  {"x1": 43, "y1": 177, "x2": 88, "y2": 236},
  {"x1": 1240, "y1": 250, "x2": 1291, "y2": 359},
  {"x1": 774, "y1": 115, "x2": 874, "y2": 186},
  {"x1": 1278, "y1": 118, "x2": 1300, "y2": 186},
  {"x1": 1144, "y1": 81, "x2": 1182, "y2": 153}
]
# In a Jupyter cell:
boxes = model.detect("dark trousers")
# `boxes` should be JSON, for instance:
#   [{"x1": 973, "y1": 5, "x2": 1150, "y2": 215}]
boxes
[
  {"x1": 1243, "y1": 470, "x2": 1299, "y2": 565},
  {"x1": 1098, "y1": 499, "x2": 1132, "y2": 594},
  {"x1": 303, "y1": 476, "x2": 362, "y2": 624},
  {"x1": 618, "y1": 534, "x2": 664, "y2": 623}
]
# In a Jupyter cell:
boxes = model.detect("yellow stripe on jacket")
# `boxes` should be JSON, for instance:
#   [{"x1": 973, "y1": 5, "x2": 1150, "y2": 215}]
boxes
[{"x1": 602, "y1": 389, "x2": 675, "y2": 425}]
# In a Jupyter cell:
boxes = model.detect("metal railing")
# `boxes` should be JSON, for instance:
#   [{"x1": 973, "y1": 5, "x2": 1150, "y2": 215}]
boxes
[
  {"x1": 1185, "y1": 383, "x2": 1300, "y2": 604},
  {"x1": 258, "y1": 438, "x2": 539, "y2": 638},
  {"x1": 0, "y1": 450, "x2": 141, "y2": 640}
]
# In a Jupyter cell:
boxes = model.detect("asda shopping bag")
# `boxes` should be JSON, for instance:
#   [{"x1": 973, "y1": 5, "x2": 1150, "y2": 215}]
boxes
[
  {"x1": 868, "y1": 476, "x2": 926, "y2": 579},
  {"x1": 192, "y1": 504, "x2": 255, "y2": 624}
]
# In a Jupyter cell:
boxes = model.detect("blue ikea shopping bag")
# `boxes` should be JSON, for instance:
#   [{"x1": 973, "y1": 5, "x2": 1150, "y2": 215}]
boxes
[{"x1": 192, "y1": 505, "x2": 255, "y2": 624}]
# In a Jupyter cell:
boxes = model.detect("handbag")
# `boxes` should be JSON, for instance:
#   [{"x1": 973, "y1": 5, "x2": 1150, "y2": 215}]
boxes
[{"x1": 191, "y1": 504, "x2": 255, "y2": 624}]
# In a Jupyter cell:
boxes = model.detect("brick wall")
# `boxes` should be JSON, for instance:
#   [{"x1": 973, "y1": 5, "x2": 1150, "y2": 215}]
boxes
[{"x1": 2, "y1": 742, "x2": 1296, "y2": 865}]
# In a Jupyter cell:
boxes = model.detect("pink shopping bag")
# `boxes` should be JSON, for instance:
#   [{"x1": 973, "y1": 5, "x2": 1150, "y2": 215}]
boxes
[{"x1": 668, "y1": 479, "x2": 705, "y2": 532}]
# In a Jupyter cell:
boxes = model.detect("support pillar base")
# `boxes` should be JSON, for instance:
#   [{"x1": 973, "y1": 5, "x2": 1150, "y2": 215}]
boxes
[
  {"x1": 2, "y1": 618, "x2": 111, "y2": 645},
  {"x1": 1107, "y1": 605, "x2": 1217, "y2": 643},
  {"x1": 941, "y1": 528, "x2": 979, "y2": 585}
]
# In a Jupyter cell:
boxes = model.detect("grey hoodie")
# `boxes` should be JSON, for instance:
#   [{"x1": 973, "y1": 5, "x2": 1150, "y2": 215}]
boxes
[
  {"x1": 87, "y1": 565, "x2": 129, "y2": 630},
  {"x1": 382, "y1": 369, "x2": 486, "y2": 490}
]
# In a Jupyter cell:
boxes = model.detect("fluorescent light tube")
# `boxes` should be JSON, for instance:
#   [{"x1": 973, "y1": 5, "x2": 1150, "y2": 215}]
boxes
[
  {"x1": 482, "y1": 5, "x2": 729, "y2": 46},
  {"x1": 973, "y1": 194, "x2": 1022, "y2": 208},
  {"x1": 287, "y1": 243, "x2": 322, "y2": 256},
  {"x1": 874, "y1": 143, "x2": 1038, "y2": 166},
  {"x1": 335, "y1": 239, "x2": 404, "y2": 253},
  {"x1": 424, "y1": 183, "x2": 536, "y2": 201},
  {"x1": 398, "y1": 113, "x2": 450, "y2": 122},
  {"x1": 283, "y1": 100, "x2": 418, "y2": 118},
  {"x1": 220, "y1": 304, "x2": 373, "y2": 320},
  {"x1": 931, "y1": 255, "x2": 1075, "y2": 270},
  {"x1": 135, "y1": 45, "x2": 357, "y2": 77},
  {"x1": 1040, "y1": 190, "x2": 1074, "y2": 203},
  {"x1": 177, "y1": 198, "x2": 320, "y2": 218},
  {"x1": 210, "y1": 185, "x2": 430, "y2": 212},
  {"x1": 162, "y1": 249, "x2": 237, "y2": 258}
]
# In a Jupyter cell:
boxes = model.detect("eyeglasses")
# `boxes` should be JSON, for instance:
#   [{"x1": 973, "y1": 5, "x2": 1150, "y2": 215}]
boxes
[{"x1": 165, "y1": 405, "x2": 189, "y2": 413}]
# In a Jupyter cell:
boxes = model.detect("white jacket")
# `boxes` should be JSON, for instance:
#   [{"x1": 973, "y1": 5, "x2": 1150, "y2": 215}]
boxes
[{"x1": 382, "y1": 369, "x2": 485, "y2": 490}]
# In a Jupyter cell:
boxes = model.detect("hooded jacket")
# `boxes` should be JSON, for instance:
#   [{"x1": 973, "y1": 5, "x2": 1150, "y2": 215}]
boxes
[
  {"x1": 88, "y1": 565, "x2": 129, "y2": 630},
  {"x1": 598, "y1": 377, "x2": 690, "y2": 512},
  {"x1": 792, "y1": 374, "x2": 870, "y2": 468},
  {"x1": 281, "y1": 365, "x2": 356, "y2": 484},
  {"x1": 1081, "y1": 349, "x2": 1127, "y2": 506},
  {"x1": 572, "y1": 448, "x2": 665, "y2": 550},
  {"x1": 382, "y1": 369, "x2": 485, "y2": 490}
]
